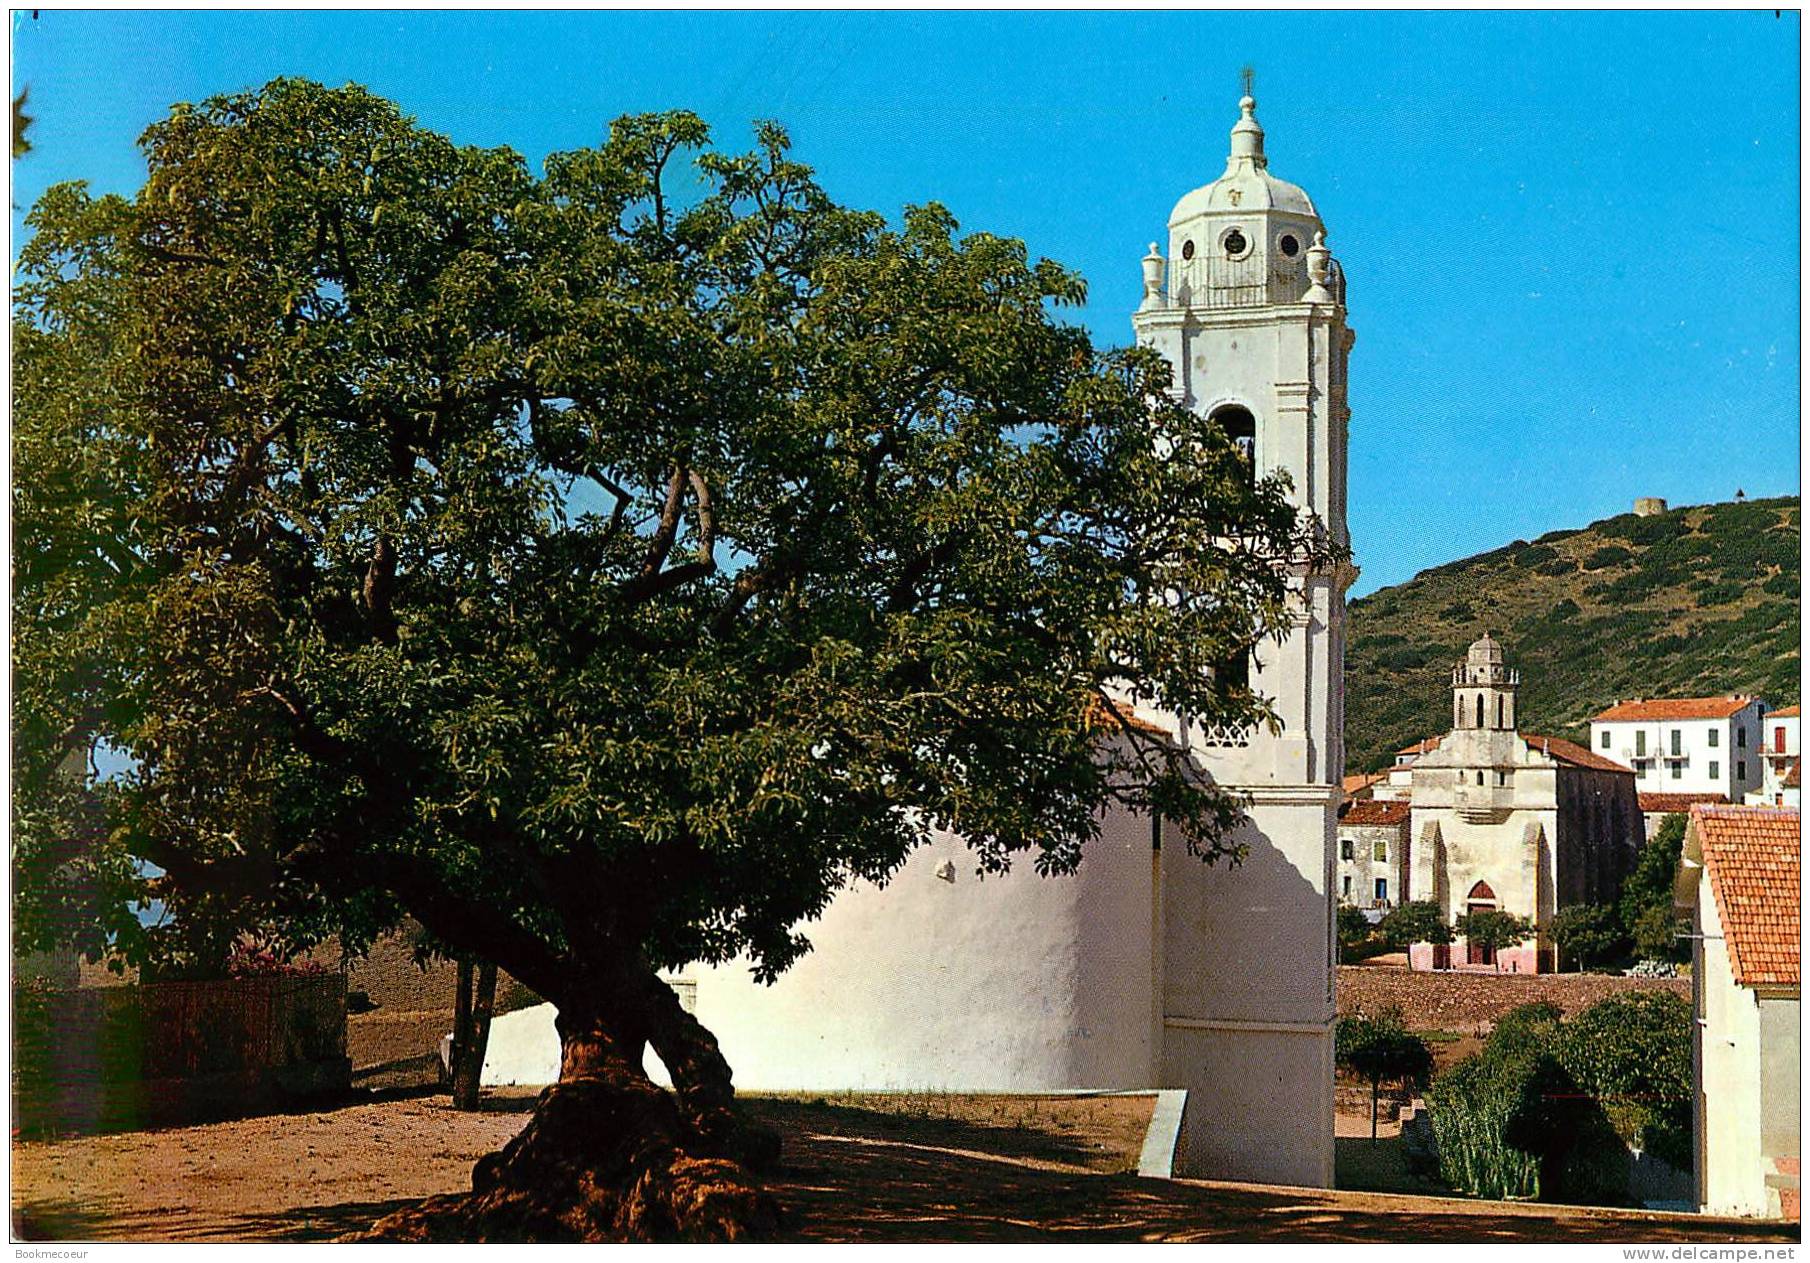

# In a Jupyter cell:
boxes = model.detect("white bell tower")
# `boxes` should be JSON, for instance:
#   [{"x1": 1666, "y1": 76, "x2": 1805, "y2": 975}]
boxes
[{"x1": 1134, "y1": 91, "x2": 1356, "y2": 1189}]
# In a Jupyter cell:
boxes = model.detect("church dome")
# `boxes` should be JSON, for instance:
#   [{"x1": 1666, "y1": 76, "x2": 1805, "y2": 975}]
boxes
[
  {"x1": 1466, "y1": 633, "x2": 1505, "y2": 666},
  {"x1": 1168, "y1": 96, "x2": 1318, "y2": 225}
]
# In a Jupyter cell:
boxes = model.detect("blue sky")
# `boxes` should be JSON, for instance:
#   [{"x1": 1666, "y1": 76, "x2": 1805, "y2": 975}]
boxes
[{"x1": 11, "y1": 9, "x2": 1800, "y2": 595}]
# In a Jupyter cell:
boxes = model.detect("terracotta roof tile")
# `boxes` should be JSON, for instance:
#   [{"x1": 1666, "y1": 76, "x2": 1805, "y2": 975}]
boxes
[
  {"x1": 1396, "y1": 736, "x2": 1442, "y2": 757},
  {"x1": 1640, "y1": 792, "x2": 1729, "y2": 813},
  {"x1": 1523, "y1": 734, "x2": 1636, "y2": 775},
  {"x1": 1691, "y1": 805, "x2": 1800, "y2": 988},
  {"x1": 1770, "y1": 706, "x2": 1801, "y2": 719},
  {"x1": 1786, "y1": 760, "x2": 1802, "y2": 790},
  {"x1": 1084, "y1": 698, "x2": 1171, "y2": 739},
  {"x1": 1343, "y1": 770, "x2": 1387, "y2": 797},
  {"x1": 1593, "y1": 696, "x2": 1757, "y2": 723},
  {"x1": 1339, "y1": 799, "x2": 1412, "y2": 827}
]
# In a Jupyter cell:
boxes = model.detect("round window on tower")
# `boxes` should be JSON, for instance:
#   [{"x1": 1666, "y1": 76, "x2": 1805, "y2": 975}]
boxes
[
  {"x1": 1221, "y1": 227, "x2": 1250, "y2": 259},
  {"x1": 1180, "y1": 239, "x2": 1195, "y2": 261},
  {"x1": 1278, "y1": 233, "x2": 1300, "y2": 258}
]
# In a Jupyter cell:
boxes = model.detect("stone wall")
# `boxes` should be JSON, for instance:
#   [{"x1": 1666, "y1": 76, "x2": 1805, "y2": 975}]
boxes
[{"x1": 1337, "y1": 965, "x2": 1689, "y2": 1033}]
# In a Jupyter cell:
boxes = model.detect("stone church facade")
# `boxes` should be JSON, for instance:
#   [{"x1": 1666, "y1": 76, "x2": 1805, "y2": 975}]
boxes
[
  {"x1": 485, "y1": 94, "x2": 1353, "y2": 1190},
  {"x1": 1407, "y1": 635, "x2": 1643, "y2": 972}
]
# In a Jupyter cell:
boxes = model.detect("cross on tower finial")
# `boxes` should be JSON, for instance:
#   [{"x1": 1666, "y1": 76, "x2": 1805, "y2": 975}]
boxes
[{"x1": 1240, "y1": 65, "x2": 1255, "y2": 100}]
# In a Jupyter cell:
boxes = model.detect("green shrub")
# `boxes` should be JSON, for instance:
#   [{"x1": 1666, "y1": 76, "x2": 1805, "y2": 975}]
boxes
[
  {"x1": 1583, "y1": 545, "x2": 1632, "y2": 570},
  {"x1": 1600, "y1": 512, "x2": 1689, "y2": 546},
  {"x1": 1550, "y1": 904, "x2": 1623, "y2": 972},
  {"x1": 1512, "y1": 544, "x2": 1558, "y2": 568},
  {"x1": 1428, "y1": 1044, "x2": 1545, "y2": 1200},
  {"x1": 1763, "y1": 570, "x2": 1798, "y2": 597},
  {"x1": 1694, "y1": 582, "x2": 1744, "y2": 608},
  {"x1": 1535, "y1": 557, "x2": 1578, "y2": 576},
  {"x1": 1556, "y1": 991, "x2": 1693, "y2": 1171}
]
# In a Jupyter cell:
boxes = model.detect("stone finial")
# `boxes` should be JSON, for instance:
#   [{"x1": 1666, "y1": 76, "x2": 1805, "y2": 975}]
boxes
[
  {"x1": 1230, "y1": 94, "x2": 1266, "y2": 168},
  {"x1": 1140, "y1": 242, "x2": 1165, "y2": 309},
  {"x1": 1303, "y1": 230, "x2": 1336, "y2": 304}
]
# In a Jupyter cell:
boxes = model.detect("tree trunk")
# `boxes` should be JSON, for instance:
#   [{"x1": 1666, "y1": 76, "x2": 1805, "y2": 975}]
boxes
[
  {"x1": 450, "y1": 959, "x2": 474, "y2": 1089},
  {"x1": 357, "y1": 968, "x2": 781, "y2": 1243},
  {"x1": 451, "y1": 962, "x2": 498, "y2": 1111},
  {"x1": 1370, "y1": 1078, "x2": 1379, "y2": 1145}
]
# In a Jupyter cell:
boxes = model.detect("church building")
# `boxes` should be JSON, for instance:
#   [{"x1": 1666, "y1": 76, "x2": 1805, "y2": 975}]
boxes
[
  {"x1": 481, "y1": 93, "x2": 1353, "y2": 1190},
  {"x1": 1406, "y1": 635, "x2": 1643, "y2": 971}
]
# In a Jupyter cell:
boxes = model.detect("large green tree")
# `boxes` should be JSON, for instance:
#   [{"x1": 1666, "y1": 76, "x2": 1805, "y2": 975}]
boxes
[{"x1": 13, "y1": 80, "x2": 1328, "y2": 1241}]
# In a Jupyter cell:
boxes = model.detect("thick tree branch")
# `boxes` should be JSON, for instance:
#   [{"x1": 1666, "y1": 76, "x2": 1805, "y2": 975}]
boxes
[{"x1": 638, "y1": 466, "x2": 686, "y2": 581}]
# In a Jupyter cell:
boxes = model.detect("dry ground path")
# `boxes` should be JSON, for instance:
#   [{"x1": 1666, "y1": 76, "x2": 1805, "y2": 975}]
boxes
[{"x1": 12, "y1": 1089, "x2": 1796, "y2": 1244}]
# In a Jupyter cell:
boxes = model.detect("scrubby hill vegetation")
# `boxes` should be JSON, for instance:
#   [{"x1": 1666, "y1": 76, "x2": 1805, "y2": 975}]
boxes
[{"x1": 1345, "y1": 497, "x2": 1800, "y2": 773}]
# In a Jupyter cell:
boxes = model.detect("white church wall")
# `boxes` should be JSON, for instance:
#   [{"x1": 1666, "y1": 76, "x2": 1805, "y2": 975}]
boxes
[
  {"x1": 681, "y1": 806, "x2": 1160, "y2": 1092},
  {"x1": 1164, "y1": 1021, "x2": 1334, "y2": 1188}
]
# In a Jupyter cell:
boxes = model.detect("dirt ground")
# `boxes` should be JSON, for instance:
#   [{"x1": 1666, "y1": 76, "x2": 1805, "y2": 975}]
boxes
[{"x1": 12, "y1": 1088, "x2": 1795, "y2": 1244}]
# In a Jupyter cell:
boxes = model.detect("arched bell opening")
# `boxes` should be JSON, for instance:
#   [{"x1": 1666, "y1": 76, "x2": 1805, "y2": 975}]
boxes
[{"x1": 1209, "y1": 404, "x2": 1257, "y2": 479}]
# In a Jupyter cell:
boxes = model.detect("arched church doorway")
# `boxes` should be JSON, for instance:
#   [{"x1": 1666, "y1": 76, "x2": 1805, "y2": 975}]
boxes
[{"x1": 1465, "y1": 880, "x2": 1497, "y2": 966}]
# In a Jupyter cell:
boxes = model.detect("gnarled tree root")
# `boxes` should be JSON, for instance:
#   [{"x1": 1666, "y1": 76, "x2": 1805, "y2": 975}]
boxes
[{"x1": 349, "y1": 1078, "x2": 783, "y2": 1243}]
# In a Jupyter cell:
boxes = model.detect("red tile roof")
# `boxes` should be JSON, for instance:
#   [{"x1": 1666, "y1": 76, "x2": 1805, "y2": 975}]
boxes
[
  {"x1": 1343, "y1": 770, "x2": 1388, "y2": 797},
  {"x1": 1786, "y1": 760, "x2": 1802, "y2": 790},
  {"x1": 1084, "y1": 698, "x2": 1171, "y2": 739},
  {"x1": 1592, "y1": 696, "x2": 1757, "y2": 723},
  {"x1": 1396, "y1": 736, "x2": 1442, "y2": 758},
  {"x1": 1691, "y1": 805, "x2": 1801, "y2": 987},
  {"x1": 1640, "y1": 792, "x2": 1729, "y2": 814},
  {"x1": 1339, "y1": 799, "x2": 1412, "y2": 827},
  {"x1": 1523, "y1": 734, "x2": 1636, "y2": 775},
  {"x1": 1770, "y1": 706, "x2": 1801, "y2": 720}
]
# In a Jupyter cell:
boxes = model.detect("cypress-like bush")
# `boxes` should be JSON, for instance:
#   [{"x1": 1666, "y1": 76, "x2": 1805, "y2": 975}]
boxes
[{"x1": 1427, "y1": 1042, "x2": 1545, "y2": 1200}]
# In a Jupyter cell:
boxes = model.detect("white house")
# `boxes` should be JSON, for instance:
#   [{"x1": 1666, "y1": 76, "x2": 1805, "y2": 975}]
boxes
[
  {"x1": 1337, "y1": 798, "x2": 1410, "y2": 914},
  {"x1": 1675, "y1": 804, "x2": 1800, "y2": 1219},
  {"x1": 1749, "y1": 704, "x2": 1799, "y2": 808},
  {"x1": 1590, "y1": 696, "x2": 1767, "y2": 804},
  {"x1": 480, "y1": 92, "x2": 1356, "y2": 1191}
]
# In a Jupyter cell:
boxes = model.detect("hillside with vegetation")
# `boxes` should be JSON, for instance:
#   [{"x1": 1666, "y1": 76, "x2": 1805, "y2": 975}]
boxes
[{"x1": 1344, "y1": 496, "x2": 1800, "y2": 774}]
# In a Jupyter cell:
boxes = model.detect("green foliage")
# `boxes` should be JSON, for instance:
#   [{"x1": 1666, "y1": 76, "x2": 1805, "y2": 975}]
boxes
[
  {"x1": 1336, "y1": 1006, "x2": 1434, "y2": 1138},
  {"x1": 1427, "y1": 1035, "x2": 1546, "y2": 1200},
  {"x1": 1455, "y1": 909, "x2": 1534, "y2": 967},
  {"x1": 1379, "y1": 899, "x2": 1453, "y2": 952},
  {"x1": 12, "y1": 81, "x2": 1328, "y2": 1010},
  {"x1": 1582, "y1": 546, "x2": 1632, "y2": 570},
  {"x1": 1337, "y1": 904, "x2": 1373, "y2": 953},
  {"x1": 1346, "y1": 497, "x2": 1799, "y2": 772},
  {"x1": 1549, "y1": 903, "x2": 1622, "y2": 972},
  {"x1": 1556, "y1": 991, "x2": 1694, "y2": 1170},
  {"x1": 1631, "y1": 905, "x2": 1682, "y2": 962},
  {"x1": 12, "y1": 88, "x2": 30, "y2": 160},
  {"x1": 1620, "y1": 814, "x2": 1686, "y2": 962},
  {"x1": 1429, "y1": 990, "x2": 1693, "y2": 1205}
]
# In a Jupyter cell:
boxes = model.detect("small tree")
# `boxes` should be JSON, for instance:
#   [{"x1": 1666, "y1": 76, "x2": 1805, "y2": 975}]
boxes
[
  {"x1": 1549, "y1": 903, "x2": 1621, "y2": 973},
  {"x1": 1455, "y1": 909, "x2": 1535, "y2": 973},
  {"x1": 1631, "y1": 904, "x2": 1682, "y2": 963},
  {"x1": 1379, "y1": 900, "x2": 1454, "y2": 970},
  {"x1": 1620, "y1": 814, "x2": 1687, "y2": 962},
  {"x1": 1337, "y1": 904, "x2": 1373, "y2": 962},
  {"x1": 1336, "y1": 1006, "x2": 1434, "y2": 1144}
]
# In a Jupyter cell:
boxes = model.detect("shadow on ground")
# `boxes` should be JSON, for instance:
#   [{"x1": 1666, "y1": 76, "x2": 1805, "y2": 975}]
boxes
[
  {"x1": 754, "y1": 1100, "x2": 1796, "y2": 1244},
  {"x1": 13, "y1": 1093, "x2": 1799, "y2": 1244}
]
